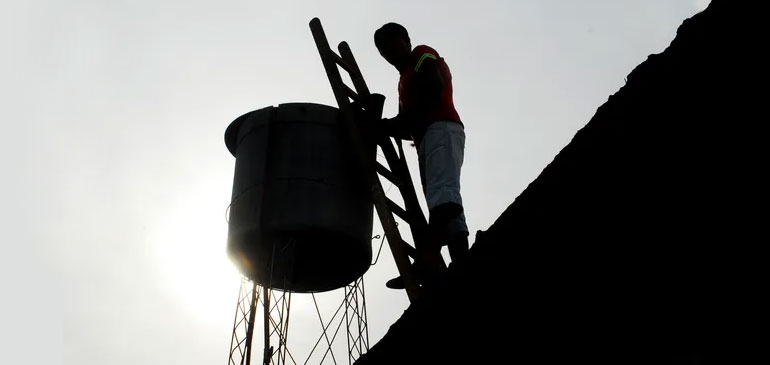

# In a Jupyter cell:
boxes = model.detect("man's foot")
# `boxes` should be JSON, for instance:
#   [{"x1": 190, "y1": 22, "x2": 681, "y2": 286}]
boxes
[
  {"x1": 385, "y1": 275, "x2": 408, "y2": 289},
  {"x1": 385, "y1": 259, "x2": 425, "y2": 289},
  {"x1": 385, "y1": 258, "x2": 439, "y2": 289}
]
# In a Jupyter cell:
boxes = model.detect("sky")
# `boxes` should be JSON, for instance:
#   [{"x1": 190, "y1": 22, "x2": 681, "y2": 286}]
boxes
[{"x1": 1, "y1": 1, "x2": 710, "y2": 364}]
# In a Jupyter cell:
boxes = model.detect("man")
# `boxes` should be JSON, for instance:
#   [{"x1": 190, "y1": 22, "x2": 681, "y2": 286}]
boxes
[{"x1": 374, "y1": 23, "x2": 469, "y2": 289}]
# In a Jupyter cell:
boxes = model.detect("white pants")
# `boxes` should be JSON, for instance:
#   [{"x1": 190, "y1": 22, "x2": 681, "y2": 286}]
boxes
[{"x1": 417, "y1": 121, "x2": 468, "y2": 236}]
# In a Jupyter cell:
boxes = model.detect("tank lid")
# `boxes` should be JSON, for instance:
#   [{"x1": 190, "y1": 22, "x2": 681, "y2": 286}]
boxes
[
  {"x1": 224, "y1": 103, "x2": 340, "y2": 156},
  {"x1": 224, "y1": 106, "x2": 276, "y2": 156}
]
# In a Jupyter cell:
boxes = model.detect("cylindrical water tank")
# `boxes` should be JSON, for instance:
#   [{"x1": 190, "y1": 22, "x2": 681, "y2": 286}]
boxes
[{"x1": 225, "y1": 103, "x2": 374, "y2": 292}]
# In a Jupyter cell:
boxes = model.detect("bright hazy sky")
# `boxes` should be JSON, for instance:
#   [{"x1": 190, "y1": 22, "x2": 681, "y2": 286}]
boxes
[{"x1": 1, "y1": 1, "x2": 709, "y2": 364}]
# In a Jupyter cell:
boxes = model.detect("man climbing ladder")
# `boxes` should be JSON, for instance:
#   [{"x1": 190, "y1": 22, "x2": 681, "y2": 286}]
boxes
[{"x1": 374, "y1": 22, "x2": 469, "y2": 289}]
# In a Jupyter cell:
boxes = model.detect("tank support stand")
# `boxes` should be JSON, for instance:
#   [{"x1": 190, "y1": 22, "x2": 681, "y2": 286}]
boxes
[{"x1": 227, "y1": 276, "x2": 369, "y2": 365}]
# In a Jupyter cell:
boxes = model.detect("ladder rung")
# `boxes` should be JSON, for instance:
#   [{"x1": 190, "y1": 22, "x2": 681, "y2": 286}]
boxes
[
  {"x1": 375, "y1": 162, "x2": 402, "y2": 188},
  {"x1": 400, "y1": 240, "x2": 417, "y2": 257},
  {"x1": 332, "y1": 52, "x2": 351, "y2": 73},
  {"x1": 386, "y1": 198, "x2": 410, "y2": 224},
  {"x1": 342, "y1": 83, "x2": 360, "y2": 103}
]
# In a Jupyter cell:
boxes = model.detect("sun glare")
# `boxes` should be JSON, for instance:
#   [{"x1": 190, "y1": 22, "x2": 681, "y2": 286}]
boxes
[{"x1": 150, "y1": 180, "x2": 241, "y2": 325}]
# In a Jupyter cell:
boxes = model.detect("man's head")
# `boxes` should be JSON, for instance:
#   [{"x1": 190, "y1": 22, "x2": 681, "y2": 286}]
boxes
[{"x1": 374, "y1": 23, "x2": 411, "y2": 71}]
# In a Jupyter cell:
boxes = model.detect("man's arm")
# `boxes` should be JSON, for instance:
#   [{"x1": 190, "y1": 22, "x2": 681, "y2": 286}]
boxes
[{"x1": 381, "y1": 114, "x2": 413, "y2": 140}]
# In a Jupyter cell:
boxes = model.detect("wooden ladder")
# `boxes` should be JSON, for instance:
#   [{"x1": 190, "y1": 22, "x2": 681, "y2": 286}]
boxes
[{"x1": 309, "y1": 18, "x2": 445, "y2": 303}]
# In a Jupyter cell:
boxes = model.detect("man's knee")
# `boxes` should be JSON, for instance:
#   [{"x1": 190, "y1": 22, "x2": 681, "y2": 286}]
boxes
[
  {"x1": 429, "y1": 202, "x2": 463, "y2": 225},
  {"x1": 429, "y1": 202, "x2": 463, "y2": 230}
]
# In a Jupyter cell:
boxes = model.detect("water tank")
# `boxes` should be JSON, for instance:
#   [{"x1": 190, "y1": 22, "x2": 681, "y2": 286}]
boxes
[{"x1": 225, "y1": 103, "x2": 374, "y2": 292}]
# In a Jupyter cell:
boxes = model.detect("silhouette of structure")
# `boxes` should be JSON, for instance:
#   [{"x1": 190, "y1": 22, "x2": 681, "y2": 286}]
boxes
[
  {"x1": 225, "y1": 103, "x2": 373, "y2": 365},
  {"x1": 357, "y1": 1, "x2": 763, "y2": 363}
]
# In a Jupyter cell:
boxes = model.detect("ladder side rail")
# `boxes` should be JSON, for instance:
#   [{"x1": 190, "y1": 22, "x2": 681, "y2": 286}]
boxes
[
  {"x1": 375, "y1": 162, "x2": 403, "y2": 188},
  {"x1": 337, "y1": 41, "x2": 371, "y2": 98}
]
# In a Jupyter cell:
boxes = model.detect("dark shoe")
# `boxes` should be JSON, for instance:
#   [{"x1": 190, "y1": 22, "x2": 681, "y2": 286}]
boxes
[
  {"x1": 385, "y1": 261, "x2": 424, "y2": 289},
  {"x1": 385, "y1": 258, "x2": 435, "y2": 289},
  {"x1": 385, "y1": 275, "x2": 408, "y2": 289}
]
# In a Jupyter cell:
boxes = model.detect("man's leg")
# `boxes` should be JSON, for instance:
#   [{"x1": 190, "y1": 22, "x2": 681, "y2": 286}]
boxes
[
  {"x1": 422, "y1": 121, "x2": 469, "y2": 262},
  {"x1": 386, "y1": 121, "x2": 468, "y2": 289}
]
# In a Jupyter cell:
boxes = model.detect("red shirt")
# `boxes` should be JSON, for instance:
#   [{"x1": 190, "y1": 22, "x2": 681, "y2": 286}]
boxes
[{"x1": 398, "y1": 45, "x2": 461, "y2": 143}]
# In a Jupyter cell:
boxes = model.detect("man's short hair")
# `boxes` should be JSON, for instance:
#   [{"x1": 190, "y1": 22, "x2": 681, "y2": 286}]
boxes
[{"x1": 374, "y1": 22, "x2": 410, "y2": 49}]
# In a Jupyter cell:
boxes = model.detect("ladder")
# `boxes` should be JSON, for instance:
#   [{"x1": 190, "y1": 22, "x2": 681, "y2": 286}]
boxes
[{"x1": 309, "y1": 18, "x2": 446, "y2": 303}]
